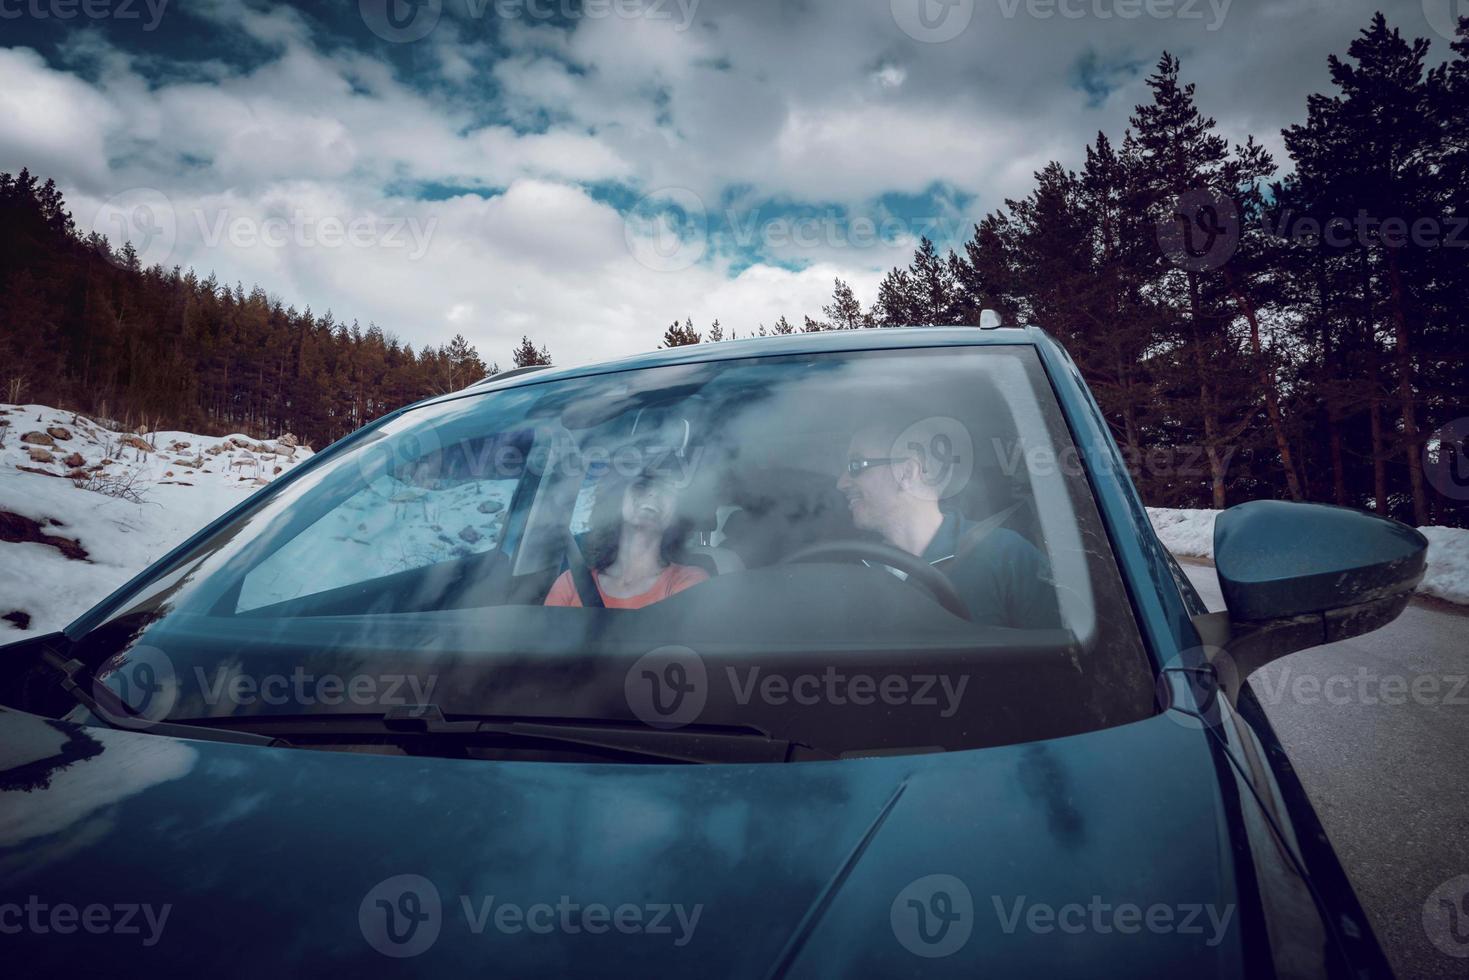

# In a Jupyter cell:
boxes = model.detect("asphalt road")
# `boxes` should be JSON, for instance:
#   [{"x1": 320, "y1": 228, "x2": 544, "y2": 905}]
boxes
[{"x1": 1180, "y1": 561, "x2": 1469, "y2": 979}]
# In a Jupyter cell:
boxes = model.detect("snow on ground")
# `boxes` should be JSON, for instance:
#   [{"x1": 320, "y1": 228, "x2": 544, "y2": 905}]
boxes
[
  {"x1": 1415, "y1": 526, "x2": 1469, "y2": 606},
  {"x1": 1148, "y1": 507, "x2": 1469, "y2": 607},
  {"x1": 0, "y1": 404, "x2": 314, "y2": 636},
  {"x1": 1146, "y1": 507, "x2": 1219, "y2": 560}
]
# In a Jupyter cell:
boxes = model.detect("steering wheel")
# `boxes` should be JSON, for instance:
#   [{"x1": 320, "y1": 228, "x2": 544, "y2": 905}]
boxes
[{"x1": 780, "y1": 539, "x2": 972, "y2": 621}]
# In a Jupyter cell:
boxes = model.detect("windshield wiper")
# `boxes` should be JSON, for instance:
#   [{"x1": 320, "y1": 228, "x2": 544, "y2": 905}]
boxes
[
  {"x1": 40, "y1": 649, "x2": 287, "y2": 749},
  {"x1": 179, "y1": 705, "x2": 836, "y2": 764}
]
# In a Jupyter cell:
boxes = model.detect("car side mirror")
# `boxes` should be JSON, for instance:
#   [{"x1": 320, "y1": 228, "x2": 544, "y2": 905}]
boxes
[{"x1": 1191, "y1": 501, "x2": 1427, "y2": 701}]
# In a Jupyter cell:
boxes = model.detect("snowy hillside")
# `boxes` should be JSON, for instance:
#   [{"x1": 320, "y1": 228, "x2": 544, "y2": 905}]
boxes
[
  {"x1": 1148, "y1": 507, "x2": 1469, "y2": 607},
  {"x1": 0, "y1": 404, "x2": 314, "y2": 636}
]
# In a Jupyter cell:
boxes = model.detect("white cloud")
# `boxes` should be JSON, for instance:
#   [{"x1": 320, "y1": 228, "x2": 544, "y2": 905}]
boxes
[
  {"x1": 873, "y1": 64, "x2": 907, "y2": 90},
  {"x1": 0, "y1": 48, "x2": 118, "y2": 187}
]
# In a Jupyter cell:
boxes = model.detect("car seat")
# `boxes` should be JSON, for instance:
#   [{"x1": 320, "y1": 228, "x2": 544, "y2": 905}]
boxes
[{"x1": 718, "y1": 467, "x2": 858, "y2": 569}]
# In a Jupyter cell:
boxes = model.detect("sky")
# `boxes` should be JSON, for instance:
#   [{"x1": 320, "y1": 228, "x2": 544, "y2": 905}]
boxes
[{"x1": 0, "y1": 0, "x2": 1462, "y2": 367}]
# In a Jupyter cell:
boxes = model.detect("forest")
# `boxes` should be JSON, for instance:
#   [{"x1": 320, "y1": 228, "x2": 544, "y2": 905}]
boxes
[
  {"x1": 0, "y1": 172, "x2": 554, "y2": 450},
  {"x1": 1, "y1": 12, "x2": 1465, "y2": 526}
]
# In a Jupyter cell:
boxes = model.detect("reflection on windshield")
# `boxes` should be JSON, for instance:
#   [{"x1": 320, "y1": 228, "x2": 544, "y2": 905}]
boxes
[{"x1": 65, "y1": 347, "x2": 1156, "y2": 758}]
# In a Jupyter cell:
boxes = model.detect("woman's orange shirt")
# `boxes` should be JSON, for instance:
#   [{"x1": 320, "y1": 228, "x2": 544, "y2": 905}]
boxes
[{"x1": 543, "y1": 564, "x2": 710, "y2": 609}]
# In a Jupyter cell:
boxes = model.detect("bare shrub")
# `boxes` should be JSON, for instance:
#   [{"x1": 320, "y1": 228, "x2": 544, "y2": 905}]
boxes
[{"x1": 71, "y1": 468, "x2": 147, "y2": 504}]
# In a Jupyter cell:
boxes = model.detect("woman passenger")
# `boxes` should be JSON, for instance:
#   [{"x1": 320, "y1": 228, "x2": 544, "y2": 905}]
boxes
[{"x1": 544, "y1": 469, "x2": 709, "y2": 608}]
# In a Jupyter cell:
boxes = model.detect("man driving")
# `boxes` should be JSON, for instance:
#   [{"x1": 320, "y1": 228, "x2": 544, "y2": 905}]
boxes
[{"x1": 836, "y1": 421, "x2": 1061, "y2": 629}]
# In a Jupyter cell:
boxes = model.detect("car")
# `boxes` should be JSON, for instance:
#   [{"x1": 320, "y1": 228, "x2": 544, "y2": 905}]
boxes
[{"x1": 0, "y1": 326, "x2": 1425, "y2": 977}]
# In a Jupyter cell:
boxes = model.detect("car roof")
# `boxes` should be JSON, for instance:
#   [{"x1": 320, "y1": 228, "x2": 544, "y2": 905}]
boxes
[{"x1": 420, "y1": 326, "x2": 1054, "y2": 410}]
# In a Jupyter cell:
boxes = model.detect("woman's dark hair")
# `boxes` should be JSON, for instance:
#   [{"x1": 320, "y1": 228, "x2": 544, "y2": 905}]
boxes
[{"x1": 581, "y1": 470, "x2": 691, "y2": 571}]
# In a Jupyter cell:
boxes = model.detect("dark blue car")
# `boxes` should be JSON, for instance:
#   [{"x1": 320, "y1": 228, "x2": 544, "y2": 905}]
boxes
[{"x1": 0, "y1": 328, "x2": 1427, "y2": 977}]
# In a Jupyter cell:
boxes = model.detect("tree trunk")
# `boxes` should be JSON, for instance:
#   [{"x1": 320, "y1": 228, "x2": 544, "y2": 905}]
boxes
[
  {"x1": 1186, "y1": 273, "x2": 1229, "y2": 509},
  {"x1": 1358, "y1": 247, "x2": 1388, "y2": 515},
  {"x1": 1226, "y1": 275, "x2": 1303, "y2": 500},
  {"x1": 1367, "y1": 355, "x2": 1389, "y2": 515},
  {"x1": 1328, "y1": 409, "x2": 1348, "y2": 506},
  {"x1": 1317, "y1": 263, "x2": 1347, "y2": 506},
  {"x1": 1385, "y1": 247, "x2": 1428, "y2": 526}
]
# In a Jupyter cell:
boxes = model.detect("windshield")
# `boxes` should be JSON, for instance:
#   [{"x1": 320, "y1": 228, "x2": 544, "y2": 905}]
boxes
[{"x1": 66, "y1": 345, "x2": 1155, "y2": 760}]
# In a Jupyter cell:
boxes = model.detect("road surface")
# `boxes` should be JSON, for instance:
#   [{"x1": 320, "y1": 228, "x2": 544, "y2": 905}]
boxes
[{"x1": 1180, "y1": 560, "x2": 1469, "y2": 979}]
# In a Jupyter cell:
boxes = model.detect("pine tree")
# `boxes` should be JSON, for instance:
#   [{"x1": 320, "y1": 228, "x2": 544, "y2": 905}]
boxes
[
  {"x1": 1283, "y1": 13, "x2": 1445, "y2": 522},
  {"x1": 910, "y1": 238, "x2": 958, "y2": 324},
  {"x1": 660, "y1": 319, "x2": 701, "y2": 347},
  {"x1": 1074, "y1": 130, "x2": 1165, "y2": 466},
  {"x1": 1129, "y1": 52, "x2": 1258, "y2": 509},
  {"x1": 512, "y1": 335, "x2": 553, "y2": 367},
  {"x1": 875, "y1": 268, "x2": 917, "y2": 326},
  {"x1": 958, "y1": 214, "x2": 1024, "y2": 327},
  {"x1": 1217, "y1": 135, "x2": 1305, "y2": 500},
  {"x1": 1427, "y1": 14, "x2": 1469, "y2": 527},
  {"x1": 1006, "y1": 161, "x2": 1095, "y2": 345},
  {"x1": 875, "y1": 239, "x2": 961, "y2": 326},
  {"x1": 822, "y1": 278, "x2": 871, "y2": 329},
  {"x1": 433, "y1": 333, "x2": 489, "y2": 392}
]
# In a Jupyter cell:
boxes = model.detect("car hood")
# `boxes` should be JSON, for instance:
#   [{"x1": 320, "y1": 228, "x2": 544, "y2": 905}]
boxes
[{"x1": 0, "y1": 706, "x2": 1266, "y2": 976}]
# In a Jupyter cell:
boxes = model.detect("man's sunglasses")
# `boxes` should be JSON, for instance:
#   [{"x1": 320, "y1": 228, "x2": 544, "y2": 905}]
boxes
[{"x1": 844, "y1": 457, "x2": 902, "y2": 476}]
